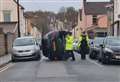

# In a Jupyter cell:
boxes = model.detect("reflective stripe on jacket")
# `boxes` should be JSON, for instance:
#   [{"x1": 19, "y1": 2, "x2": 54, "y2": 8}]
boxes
[{"x1": 65, "y1": 35, "x2": 74, "y2": 50}]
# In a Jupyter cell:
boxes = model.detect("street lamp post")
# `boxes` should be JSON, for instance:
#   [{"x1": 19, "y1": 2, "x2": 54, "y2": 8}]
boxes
[{"x1": 17, "y1": 0, "x2": 21, "y2": 37}]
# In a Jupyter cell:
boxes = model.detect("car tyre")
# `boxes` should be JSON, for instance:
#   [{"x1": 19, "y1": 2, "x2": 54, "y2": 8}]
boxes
[
  {"x1": 11, "y1": 57, "x2": 16, "y2": 62},
  {"x1": 101, "y1": 57, "x2": 109, "y2": 64},
  {"x1": 36, "y1": 52, "x2": 41, "y2": 61},
  {"x1": 89, "y1": 51, "x2": 96, "y2": 59}
]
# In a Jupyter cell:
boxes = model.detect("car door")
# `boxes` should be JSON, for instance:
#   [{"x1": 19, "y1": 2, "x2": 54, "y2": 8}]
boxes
[{"x1": 98, "y1": 38, "x2": 106, "y2": 60}]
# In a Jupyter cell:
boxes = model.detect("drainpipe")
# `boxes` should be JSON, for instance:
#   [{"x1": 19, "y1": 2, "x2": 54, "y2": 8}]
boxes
[
  {"x1": 113, "y1": 0, "x2": 114, "y2": 36},
  {"x1": 17, "y1": 0, "x2": 21, "y2": 37}
]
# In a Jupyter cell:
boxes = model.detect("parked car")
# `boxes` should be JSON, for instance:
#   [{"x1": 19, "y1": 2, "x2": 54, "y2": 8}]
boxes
[
  {"x1": 89, "y1": 37, "x2": 104, "y2": 59},
  {"x1": 98, "y1": 36, "x2": 120, "y2": 64},
  {"x1": 11, "y1": 36, "x2": 41, "y2": 62}
]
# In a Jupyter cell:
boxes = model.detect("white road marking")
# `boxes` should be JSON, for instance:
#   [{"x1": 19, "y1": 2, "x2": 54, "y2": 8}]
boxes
[
  {"x1": 0, "y1": 63, "x2": 14, "y2": 73},
  {"x1": 87, "y1": 57, "x2": 104, "y2": 68}
]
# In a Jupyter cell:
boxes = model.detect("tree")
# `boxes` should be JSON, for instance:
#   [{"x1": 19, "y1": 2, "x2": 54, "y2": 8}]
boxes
[
  {"x1": 25, "y1": 11, "x2": 56, "y2": 35},
  {"x1": 57, "y1": 7, "x2": 78, "y2": 30},
  {"x1": 59, "y1": 7, "x2": 66, "y2": 13}
]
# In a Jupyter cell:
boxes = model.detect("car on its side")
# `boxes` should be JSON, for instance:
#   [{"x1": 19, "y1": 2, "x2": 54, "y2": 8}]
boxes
[
  {"x1": 98, "y1": 36, "x2": 120, "y2": 64},
  {"x1": 11, "y1": 36, "x2": 41, "y2": 62},
  {"x1": 42, "y1": 31, "x2": 70, "y2": 60},
  {"x1": 89, "y1": 37, "x2": 105, "y2": 60}
]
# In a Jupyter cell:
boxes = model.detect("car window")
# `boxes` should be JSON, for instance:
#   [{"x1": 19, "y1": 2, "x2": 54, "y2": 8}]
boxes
[
  {"x1": 13, "y1": 38, "x2": 35, "y2": 46},
  {"x1": 107, "y1": 37, "x2": 120, "y2": 46},
  {"x1": 94, "y1": 38, "x2": 104, "y2": 45}
]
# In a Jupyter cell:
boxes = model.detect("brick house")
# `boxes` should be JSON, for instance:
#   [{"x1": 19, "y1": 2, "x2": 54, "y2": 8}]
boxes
[
  {"x1": 24, "y1": 15, "x2": 42, "y2": 39},
  {"x1": 72, "y1": 9, "x2": 82, "y2": 39},
  {"x1": 79, "y1": 0, "x2": 110, "y2": 38},
  {"x1": 111, "y1": 0, "x2": 120, "y2": 36}
]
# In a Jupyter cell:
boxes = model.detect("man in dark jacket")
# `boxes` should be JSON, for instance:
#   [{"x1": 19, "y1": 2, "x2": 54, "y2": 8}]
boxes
[{"x1": 78, "y1": 32, "x2": 90, "y2": 60}]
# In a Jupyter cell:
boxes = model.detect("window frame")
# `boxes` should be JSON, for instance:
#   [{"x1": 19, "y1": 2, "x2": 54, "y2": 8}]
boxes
[
  {"x1": 92, "y1": 15, "x2": 98, "y2": 25},
  {"x1": 3, "y1": 10, "x2": 11, "y2": 22}
]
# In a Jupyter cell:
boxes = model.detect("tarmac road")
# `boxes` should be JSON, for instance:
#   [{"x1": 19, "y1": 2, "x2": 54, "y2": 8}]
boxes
[{"x1": 0, "y1": 53, "x2": 120, "y2": 82}]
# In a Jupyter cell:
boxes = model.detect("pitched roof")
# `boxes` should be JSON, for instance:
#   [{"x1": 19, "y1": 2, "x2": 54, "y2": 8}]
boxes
[
  {"x1": 13, "y1": 0, "x2": 24, "y2": 9},
  {"x1": 84, "y1": 2, "x2": 110, "y2": 15}
]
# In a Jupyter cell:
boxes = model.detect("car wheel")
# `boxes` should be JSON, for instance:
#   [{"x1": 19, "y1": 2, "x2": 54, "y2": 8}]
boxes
[
  {"x1": 36, "y1": 52, "x2": 41, "y2": 60},
  {"x1": 11, "y1": 57, "x2": 16, "y2": 62},
  {"x1": 101, "y1": 58, "x2": 106, "y2": 64},
  {"x1": 98, "y1": 57, "x2": 101, "y2": 62},
  {"x1": 89, "y1": 51, "x2": 96, "y2": 59}
]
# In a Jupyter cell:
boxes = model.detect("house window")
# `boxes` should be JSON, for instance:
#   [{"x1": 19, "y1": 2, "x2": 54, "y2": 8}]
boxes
[
  {"x1": 92, "y1": 15, "x2": 97, "y2": 25},
  {"x1": 3, "y1": 10, "x2": 11, "y2": 22}
]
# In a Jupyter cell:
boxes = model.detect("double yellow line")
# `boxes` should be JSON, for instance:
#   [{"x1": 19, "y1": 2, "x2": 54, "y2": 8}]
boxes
[{"x1": 0, "y1": 63, "x2": 14, "y2": 73}]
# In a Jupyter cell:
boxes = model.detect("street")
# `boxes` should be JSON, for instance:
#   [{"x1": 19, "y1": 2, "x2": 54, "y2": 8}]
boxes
[{"x1": 0, "y1": 53, "x2": 120, "y2": 82}]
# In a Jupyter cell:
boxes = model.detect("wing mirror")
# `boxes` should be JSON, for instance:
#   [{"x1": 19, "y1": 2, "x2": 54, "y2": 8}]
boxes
[{"x1": 99, "y1": 44, "x2": 104, "y2": 48}]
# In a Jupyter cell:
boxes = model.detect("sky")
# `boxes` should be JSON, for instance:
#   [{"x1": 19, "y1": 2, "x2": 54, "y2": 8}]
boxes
[{"x1": 20, "y1": 0, "x2": 110, "y2": 13}]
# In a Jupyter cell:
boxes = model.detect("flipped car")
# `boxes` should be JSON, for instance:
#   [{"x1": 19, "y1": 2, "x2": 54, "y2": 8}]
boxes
[{"x1": 42, "y1": 31, "x2": 70, "y2": 60}]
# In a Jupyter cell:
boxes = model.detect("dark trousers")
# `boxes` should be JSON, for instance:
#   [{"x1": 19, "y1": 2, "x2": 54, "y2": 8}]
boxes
[
  {"x1": 65, "y1": 50, "x2": 75, "y2": 61},
  {"x1": 80, "y1": 51, "x2": 86, "y2": 60}
]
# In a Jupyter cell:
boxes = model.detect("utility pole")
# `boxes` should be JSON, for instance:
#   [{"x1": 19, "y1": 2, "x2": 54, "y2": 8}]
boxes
[
  {"x1": 113, "y1": 0, "x2": 114, "y2": 36},
  {"x1": 17, "y1": 0, "x2": 21, "y2": 37}
]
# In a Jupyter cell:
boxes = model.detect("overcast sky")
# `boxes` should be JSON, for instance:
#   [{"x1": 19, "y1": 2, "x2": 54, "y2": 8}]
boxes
[{"x1": 20, "y1": 0, "x2": 110, "y2": 13}]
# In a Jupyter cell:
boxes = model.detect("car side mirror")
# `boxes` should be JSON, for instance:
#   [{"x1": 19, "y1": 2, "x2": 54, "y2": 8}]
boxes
[{"x1": 99, "y1": 44, "x2": 104, "y2": 48}]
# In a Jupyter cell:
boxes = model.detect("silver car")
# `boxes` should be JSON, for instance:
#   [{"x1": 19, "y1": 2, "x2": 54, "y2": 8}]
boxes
[{"x1": 11, "y1": 36, "x2": 41, "y2": 62}]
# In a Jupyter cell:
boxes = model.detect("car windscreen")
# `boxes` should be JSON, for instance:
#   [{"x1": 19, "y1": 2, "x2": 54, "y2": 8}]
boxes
[
  {"x1": 94, "y1": 38, "x2": 104, "y2": 45},
  {"x1": 13, "y1": 38, "x2": 35, "y2": 46},
  {"x1": 107, "y1": 37, "x2": 120, "y2": 46}
]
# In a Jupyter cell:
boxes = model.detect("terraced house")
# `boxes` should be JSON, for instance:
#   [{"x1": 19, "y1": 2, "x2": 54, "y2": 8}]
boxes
[
  {"x1": 0, "y1": 0, "x2": 25, "y2": 55},
  {"x1": 79, "y1": 0, "x2": 110, "y2": 38},
  {"x1": 0, "y1": 0, "x2": 26, "y2": 36}
]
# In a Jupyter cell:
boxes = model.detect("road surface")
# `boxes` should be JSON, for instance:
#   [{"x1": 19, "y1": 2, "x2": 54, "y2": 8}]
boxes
[{"x1": 0, "y1": 53, "x2": 120, "y2": 82}]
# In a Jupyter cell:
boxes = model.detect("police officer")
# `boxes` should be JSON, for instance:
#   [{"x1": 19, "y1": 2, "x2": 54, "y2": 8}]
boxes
[
  {"x1": 65, "y1": 32, "x2": 75, "y2": 61},
  {"x1": 78, "y1": 32, "x2": 89, "y2": 60}
]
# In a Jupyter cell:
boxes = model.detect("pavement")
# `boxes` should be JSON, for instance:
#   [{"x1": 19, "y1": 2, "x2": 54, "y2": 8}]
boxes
[
  {"x1": 0, "y1": 54, "x2": 11, "y2": 67},
  {"x1": 0, "y1": 52, "x2": 120, "y2": 82}
]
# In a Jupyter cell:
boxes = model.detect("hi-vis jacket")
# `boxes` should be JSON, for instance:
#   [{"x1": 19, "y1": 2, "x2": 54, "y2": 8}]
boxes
[
  {"x1": 78, "y1": 35, "x2": 90, "y2": 48},
  {"x1": 65, "y1": 35, "x2": 74, "y2": 50}
]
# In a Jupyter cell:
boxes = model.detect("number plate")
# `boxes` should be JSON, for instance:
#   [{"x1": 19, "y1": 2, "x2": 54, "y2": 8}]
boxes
[{"x1": 115, "y1": 56, "x2": 120, "y2": 59}]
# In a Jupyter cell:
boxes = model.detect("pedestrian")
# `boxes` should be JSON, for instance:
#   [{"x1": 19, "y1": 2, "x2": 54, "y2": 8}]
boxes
[
  {"x1": 65, "y1": 32, "x2": 75, "y2": 61},
  {"x1": 78, "y1": 32, "x2": 90, "y2": 60}
]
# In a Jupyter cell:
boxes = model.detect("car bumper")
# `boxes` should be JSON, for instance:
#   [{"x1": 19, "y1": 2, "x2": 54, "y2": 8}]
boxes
[
  {"x1": 111, "y1": 56, "x2": 120, "y2": 62},
  {"x1": 12, "y1": 52, "x2": 39, "y2": 60},
  {"x1": 105, "y1": 54, "x2": 120, "y2": 62}
]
